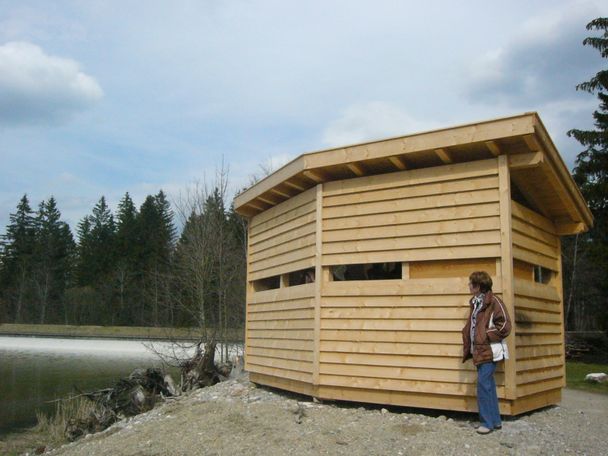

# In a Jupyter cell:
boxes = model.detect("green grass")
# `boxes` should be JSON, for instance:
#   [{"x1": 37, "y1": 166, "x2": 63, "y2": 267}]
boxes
[
  {"x1": 566, "y1": 361, "x2": 608, "y2": 394},
  {"x1": 0, "y1": 323, "x2": 244, "y2": 341}
]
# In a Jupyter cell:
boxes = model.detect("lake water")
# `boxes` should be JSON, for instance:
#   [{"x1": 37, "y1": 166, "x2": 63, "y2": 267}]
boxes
[{"x1": 0, "y1": 336, "x2": 194, "y2": 436}]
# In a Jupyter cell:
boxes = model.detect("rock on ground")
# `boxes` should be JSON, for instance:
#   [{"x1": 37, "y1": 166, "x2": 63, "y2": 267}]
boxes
[{"x1": 47, "y1": 374, "x2": 608, "y2": 456}]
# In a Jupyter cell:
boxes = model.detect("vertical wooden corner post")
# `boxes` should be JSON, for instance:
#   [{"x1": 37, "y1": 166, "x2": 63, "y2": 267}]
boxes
[
  {"x1": 497, "y1": 155, "x2": 517, "y2": 399},
  {"x1": 244, "y1": 220, "x2": 253, "y2": 372},
  {"x1": 313, "y1": 184, "x2": 323, "y2": 389}
]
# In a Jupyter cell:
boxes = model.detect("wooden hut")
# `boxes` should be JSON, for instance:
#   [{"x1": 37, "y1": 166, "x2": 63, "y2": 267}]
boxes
[{"x1": 233, "y1": 112, "x2": 592, "y2": 415}]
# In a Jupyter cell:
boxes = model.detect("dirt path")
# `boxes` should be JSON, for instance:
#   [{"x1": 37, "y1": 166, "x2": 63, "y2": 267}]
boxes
[{"x1": 48, "y1": 376, "x2": 607, "y2": 456}]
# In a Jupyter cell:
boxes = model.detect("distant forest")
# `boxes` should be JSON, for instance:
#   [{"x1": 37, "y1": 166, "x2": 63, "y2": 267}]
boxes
[{"x1": 0, "y1": 186, "x2": 246, "y2": 332}]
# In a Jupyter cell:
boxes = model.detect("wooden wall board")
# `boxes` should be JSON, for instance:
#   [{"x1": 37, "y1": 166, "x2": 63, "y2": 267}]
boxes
[
  {"x1": 250, "y1": 209, "x2": 316, "y2": 242},
  {"x1": 322, "y1": 245, "x2": 502, "y2": 266},
  {"x1": 249, "y1": 283, "x2": 315, "y2": 303},
  {"x1": 323, "y1": 189, "x2": 499, "y2": 219},
  {"x1": 320, "y1": 364, "x2": 491, "y2": 385},
  {"x1": 319, "y1": 340, "x2": 463, "y2": 357},
  {"x1": 321, "y1": 329, "x2": 462, "y2": 344},
  {"x1": 249, "y1": 257, "x2": 316, "y2": 281},
  {"x1": 513, "y1": 280, "x2": 560, "y2": 302},
  {"x1": 321, "y1": 294, "x2": 472, "y2": 308},
  {"x1": 515, "y1": 344, "x2": 563, "y2": 360},
  {"x1": 249, "y1": 245, "x2": 316, "y2": 273},
  {"x1": 511, "y1": 201, "x2": 557, "y2": 235},
  {"x1": 323, "y1": 231, "x2": 501, "y2": 255},
  {"x1": 247, "y1": 308, "x2": 314, "y2": 321},
  {"x1": 247, "y1": 364, "x2": 313, "y2": 383},
  {"x1": 323, "y1": 217, "x2": 501, "y2": 243},
  {"x1": 248, "y1": 355, "x2": 313, "y2": 373},
  {"x1": 323, "y1": 158, "x2": 499, "y2": 198},
  {"x1": 249, "y1": 372, "x2": 315, "y2": 397},
  {"x1": 516, "y1": 378, "x2": 563, "y2": 397},
  {"x1": 249, "y1": 222, "x2": 316, "y2": 254},
  {"x1": 249, "y1": 186, "x2": 316, "y2": 228},
  {"x1": 319, "y1": 374, "x2": 505, "y2": 397},
  {"x1": 515, "y1": 309, "x2": 562, "y2": 324},
  {"x1": 323, "y1": 175, "x2": 499, "y2": 207},
  {"x1": 324, "y1": 203, "x2": 500, "y2": 231},
  {"x1": 322, "y1": 277, "x2": 501, "y2": 297},
  {"x1": 319, "y1": 353, "x2": 479, "y2": 372},
  {"x1": 320, "y1": 306, "x2": 468, "y2": 320},
  {"x1": 247, "y1": 347, "x2": 314, "y2": 362},
  {"x1": 512, "y1": 232, "x2": 559, "y2": 259},
  {"x1": 514, "y1": 297, "x2": 561, "y2": 313},
  {"x1": 247, "y1": 329, "x2": 314, "y2": 340},
  {"x1": 516, "y1": 367, "x2": 563, "y2": 386},
  {"x1": 512, "y1": 247, "x2": 559, "y2": 271},
  {"x1": 248, "y1": 338, "x2": 314, "y2": 351},
  {"x1": 511, "y1": 219, "x2": 558, "y2": 247},
  {"x1": 408, "y1": 258, "x2": 497, "y2": 279},
  {"x1": 249, "y1": 298, "x2": 314, "y2": 313},
  {"x1": 510, "y1": 389, "x2": 561, "y2": 415},
  {"x1": 317, "y1": 385, "x2": 512, "y2": 415},
  {"x1": 516, "y1": 356, "x2": 563, "y2": 372}
]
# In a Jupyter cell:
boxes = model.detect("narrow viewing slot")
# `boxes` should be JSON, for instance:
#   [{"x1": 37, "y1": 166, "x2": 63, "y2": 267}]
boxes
[
  {"x1": 252, "y1": 275, "x2": 280, "y2": 291},
  {"x1": 533, "y1": 265, "x2": 552, "y2": 284},
  {"x1": 331, "y1": 262, "x2": 402, "y2": 281},
  {"x1": 287, "y1": 268, "x2": 315, "y2": 286}
]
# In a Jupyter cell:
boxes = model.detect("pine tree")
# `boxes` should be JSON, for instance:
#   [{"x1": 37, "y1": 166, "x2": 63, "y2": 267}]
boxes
[
  {"x1": 32, "y1": 197, "x2": 75, "y2": 323},
  {"x1": 566, "y1": 17, "x2": 608, "y2": 330},
  {"x1": 114, "y1": 192, "x2": 139, "y2": 324},
  {"x1": 0, "y1": 195, "x2": 36, "y2": 322}
]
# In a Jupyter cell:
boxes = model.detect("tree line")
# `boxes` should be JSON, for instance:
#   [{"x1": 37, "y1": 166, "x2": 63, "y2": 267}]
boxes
[
  {"x1": 0, "y1": 183, "x2": 246, "y2": 335},
  {"x1": 563, "y1": 17, "x2": 608, "y2": 332}
]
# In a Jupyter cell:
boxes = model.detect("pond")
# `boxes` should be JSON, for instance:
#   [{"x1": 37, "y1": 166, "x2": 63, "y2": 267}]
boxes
[{"x1": 0, "y1": 336, "x2": 191, "y2": 436}]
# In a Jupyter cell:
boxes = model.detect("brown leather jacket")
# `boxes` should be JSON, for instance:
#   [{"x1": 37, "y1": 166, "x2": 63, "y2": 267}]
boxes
[{"x1": 462, "y1": 291, "x2": 511, "y2": 365}]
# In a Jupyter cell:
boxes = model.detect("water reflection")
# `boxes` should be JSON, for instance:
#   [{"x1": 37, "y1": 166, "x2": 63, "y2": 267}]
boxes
[{"x1": 0, "y1": 336, "x2": 186, "y2": 436}]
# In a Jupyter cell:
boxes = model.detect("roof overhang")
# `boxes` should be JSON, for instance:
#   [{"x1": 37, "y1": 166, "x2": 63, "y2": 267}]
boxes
[{"x1": 234, "y1": 112, "x2": 592, "y2": 235}]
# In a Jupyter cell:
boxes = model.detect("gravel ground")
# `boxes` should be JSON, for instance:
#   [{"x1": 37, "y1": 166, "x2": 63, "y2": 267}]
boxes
[{"x1": 44, "y1": 374, "x2": 607, "y2": 456}]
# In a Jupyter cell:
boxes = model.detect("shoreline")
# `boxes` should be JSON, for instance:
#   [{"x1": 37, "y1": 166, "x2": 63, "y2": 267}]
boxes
[{"x1": 0, "y1": 323, "x2": 243, "y2": 342}]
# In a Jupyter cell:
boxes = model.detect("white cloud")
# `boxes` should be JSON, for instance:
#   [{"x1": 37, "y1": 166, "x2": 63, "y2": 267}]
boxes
[
  {"x1": 322, "y1": 102, "x2": 438, "y2": 147},
  {"x1": 464, "y1": 5, "x2": 602, "y2": 107},
  {"x1": 0, "y1": 41, "x2": 103, "y2": 125}
]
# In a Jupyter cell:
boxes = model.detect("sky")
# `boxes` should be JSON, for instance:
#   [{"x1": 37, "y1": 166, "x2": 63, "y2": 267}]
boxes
[{"x1": 0, "y1": 0, "x2": 606, "y2": 234}]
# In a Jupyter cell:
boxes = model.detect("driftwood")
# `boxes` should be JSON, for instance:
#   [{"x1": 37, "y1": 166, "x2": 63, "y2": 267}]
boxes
[
  {"x1": 65, "y1": 343, "x2": 232, "y2": 442},
  {"x1": 65, "y1": 367, "x2": 176, "y2": 442},
  {"x1": 180, "y1": 341, "x2": 232, "y2": 391}
]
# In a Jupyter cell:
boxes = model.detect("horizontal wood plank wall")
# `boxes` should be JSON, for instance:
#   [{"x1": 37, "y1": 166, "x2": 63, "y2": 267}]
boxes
[
  {"x1": 247, "y1": 189, "x2": 319, "y2": 385},
  {"x1": 322, "y1": 159, "x2": 502, "y2": 266},
  {"x1": 247, "y1": 284, "x2": 315, "y2": 384},
  {"x1": 511, "y1": 201, "x2": 564, "y2": 400},
  {"x1": 319, "y1": 159, "x2": 504, "y2": 405},
  {"x1": 248, "y1": 187, "x2": 317, "y2": 281}
]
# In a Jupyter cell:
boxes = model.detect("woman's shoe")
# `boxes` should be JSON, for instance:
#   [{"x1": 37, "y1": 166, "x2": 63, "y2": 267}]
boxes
[{"x1": 476, "y1": 425, "x2": 492, "y2": 434}]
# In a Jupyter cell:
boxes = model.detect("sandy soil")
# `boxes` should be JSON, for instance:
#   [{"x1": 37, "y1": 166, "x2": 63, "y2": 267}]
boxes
[{"x1": 35, "y1": 372, "x2": 608, "y2": 456}]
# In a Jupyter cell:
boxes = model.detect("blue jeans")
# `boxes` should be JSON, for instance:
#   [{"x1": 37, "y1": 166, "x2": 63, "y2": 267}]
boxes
[{"x1": 477, "y1": 361, "x2": 501, "y2": 429}]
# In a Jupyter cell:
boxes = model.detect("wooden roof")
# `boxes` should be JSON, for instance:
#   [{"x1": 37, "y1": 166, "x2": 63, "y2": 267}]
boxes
[{"x1": 234, "y1": 112, "x2": 592, "y2": 234}]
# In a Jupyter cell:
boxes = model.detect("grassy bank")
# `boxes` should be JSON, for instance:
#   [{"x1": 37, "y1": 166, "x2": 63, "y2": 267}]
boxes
[
  {"x1": 566, "y1": 361, "x2": 608, "y2": 394},
  {"x1": 0, "y1": 323, "x2": 244, "y2": 341}
]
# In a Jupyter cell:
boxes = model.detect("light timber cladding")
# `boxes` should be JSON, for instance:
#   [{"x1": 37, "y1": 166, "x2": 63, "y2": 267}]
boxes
[
  {"x1": 237, "y1": 113, "x2": 592, "y2": 416},
  {"x1": 511, "y1": 202, "x2": 564, "y2": 405},
  {"x1": 246, "y1": 187, "x2": 318, "y2": 383},
  {"x1": 248, "y1": 187, "x2": 317, "y2": 281}
]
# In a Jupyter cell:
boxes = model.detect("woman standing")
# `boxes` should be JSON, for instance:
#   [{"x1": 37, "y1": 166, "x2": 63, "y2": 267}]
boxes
[{"x1": 462, "y1": 271, "x2": 511, "y2": 434}]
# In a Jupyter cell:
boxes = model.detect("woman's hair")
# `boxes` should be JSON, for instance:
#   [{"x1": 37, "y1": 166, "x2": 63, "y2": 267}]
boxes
[{"x1": 469, "y1": 271, "x2": 493, "y2": 293}]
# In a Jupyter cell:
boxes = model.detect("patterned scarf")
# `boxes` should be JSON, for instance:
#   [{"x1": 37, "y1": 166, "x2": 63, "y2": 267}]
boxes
[{"x1": 470, "y1": 293, "x2": 485, "y2": 354}]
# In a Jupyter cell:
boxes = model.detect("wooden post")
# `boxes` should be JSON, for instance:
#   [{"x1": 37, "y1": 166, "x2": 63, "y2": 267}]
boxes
[
  {"x1": 313, "y1": 184, "x2": 323, "y2": 387},
  {"x1": 245, "y1": 219, "x2": 253, "y2": 372},
  {"x1": 555, "y1": 238, "x2": 566, "y2": 388},
  {"x1": 498, "y1": 155, "x2": 516, "y2": 399}
]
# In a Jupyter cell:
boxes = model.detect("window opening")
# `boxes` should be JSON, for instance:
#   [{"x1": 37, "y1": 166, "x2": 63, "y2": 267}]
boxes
[
  {"x1": 252, "y1": 275, "x2": 280, "y2": 291},
  {"x1": 533, "y1": 265, "x2": 552, "y2": 284},
  {"x1": 287, "y1": 268, "x2": 316, "y2": 286},
  {"x1": 331, "y1": 262, "x2": 402, "y2": 281}
]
